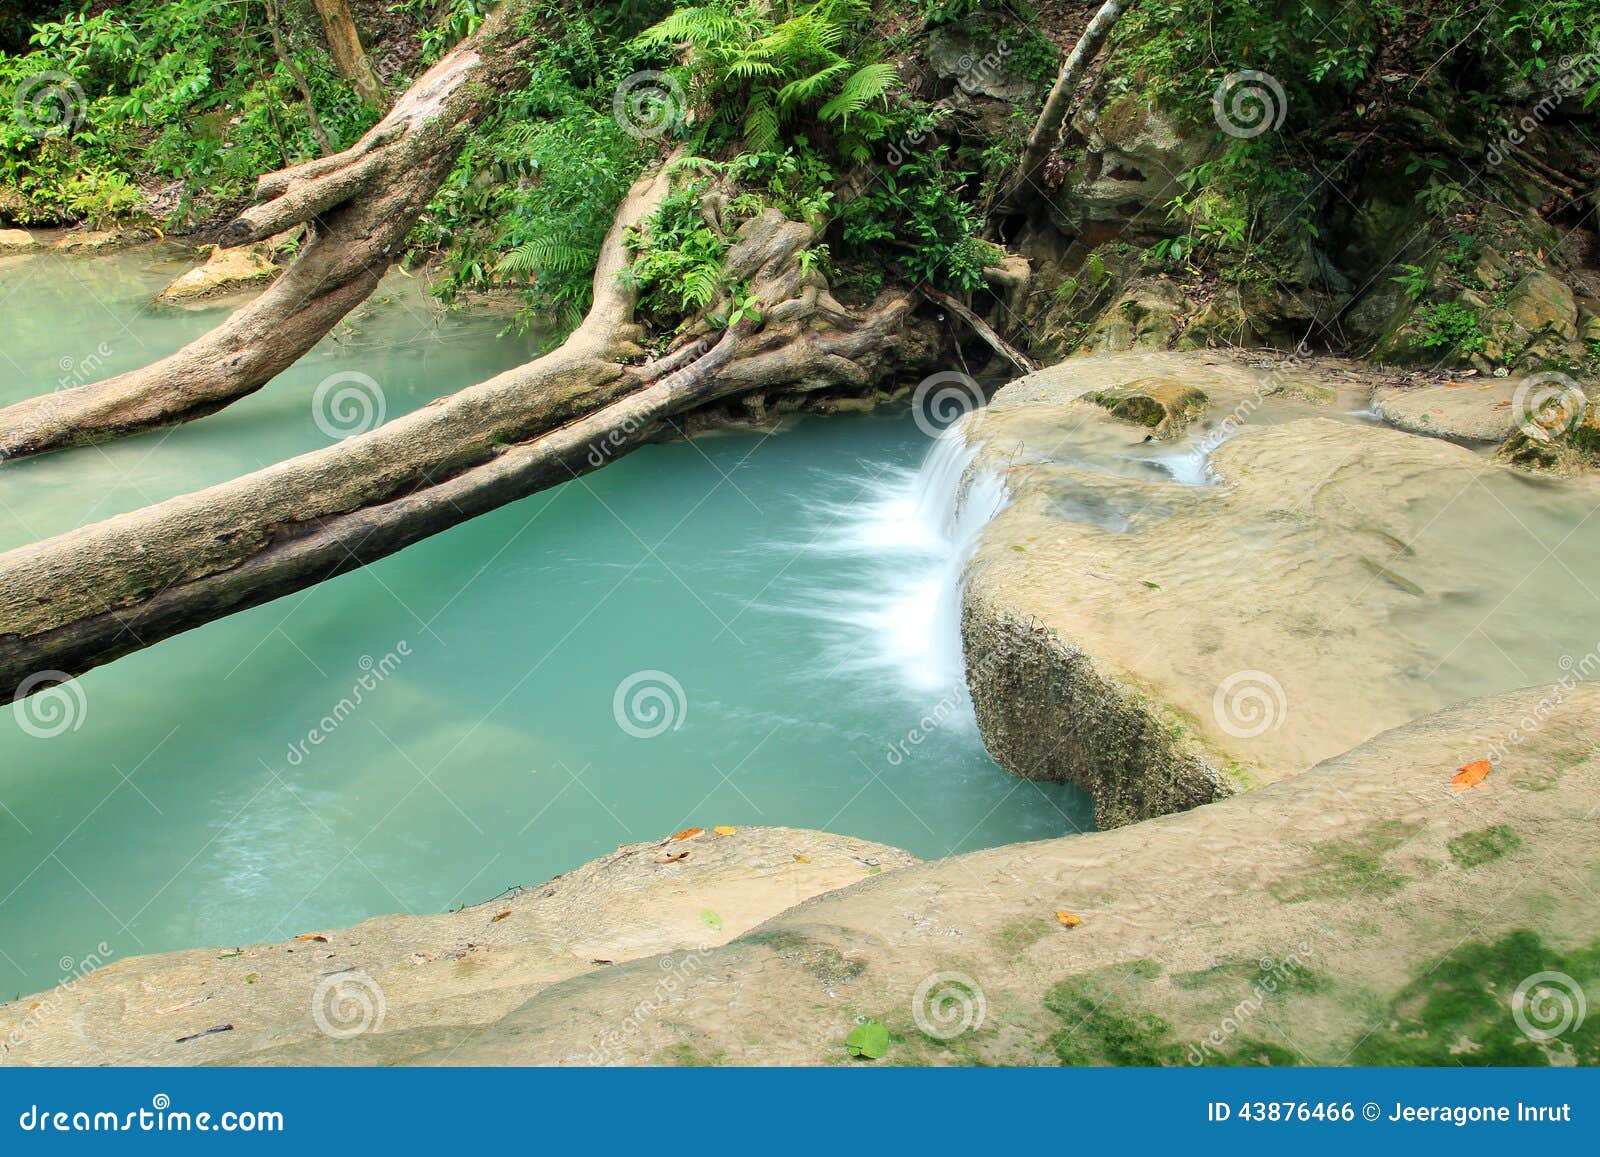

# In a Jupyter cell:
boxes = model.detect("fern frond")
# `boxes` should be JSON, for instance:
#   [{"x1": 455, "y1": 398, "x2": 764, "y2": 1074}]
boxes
[
  {"x1": 743, "y1": 92, "x2": 781, "y2": 151},
  {"x1": 817, "y1": 62, "x2": 896, "y2": 124},
  {"x1": 494, "y1": 238, "x2": 595, "y2": 279}
]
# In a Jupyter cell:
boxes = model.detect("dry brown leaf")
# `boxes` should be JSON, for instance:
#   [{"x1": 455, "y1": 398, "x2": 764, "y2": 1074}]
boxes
[
  {"x1": 671, "y1": 827, "x2": 704, "y2": 840},
  {"x1": 490, "y1": 909, "x2": 511, "y2": 923},
  {"x1": 294, "y1": 933, "x2": 329, "y2": 943},
  {"x1": 655, "y1": 850, "x2": 690, "y2": 863},
  {"x1": 1451, "y1": 759, "x2": 1491, "y2": 790}
]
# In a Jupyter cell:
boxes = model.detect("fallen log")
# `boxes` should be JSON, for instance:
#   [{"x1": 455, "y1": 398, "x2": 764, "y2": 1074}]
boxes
[{"x1": 0, "y1": 180, "x2": 921, "y2": 698}]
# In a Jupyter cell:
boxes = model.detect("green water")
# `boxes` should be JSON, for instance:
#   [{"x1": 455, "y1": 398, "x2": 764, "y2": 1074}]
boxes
[{"x1": 0, "y1": 249, "x2": 1089, "y2": 996}]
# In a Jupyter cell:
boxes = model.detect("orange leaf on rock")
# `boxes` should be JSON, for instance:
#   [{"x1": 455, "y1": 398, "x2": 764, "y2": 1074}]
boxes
[
  {"x1": 490, "y1": 909, "x2": 511, "y2": 923},
  {"x1": 713, "y1": 826, "x2": 737, "y2": 835},
  {"x1": 1451, "y1": 760, "x2": 1491, "y2": 790},
  {"x1": 294, "y1": 933, "x2": 329, "y2": 943},
  {"x1": 671, "y1": 827, "x2": 704, "y2": 840},
  {"x1": 655, "y1": 851, "x2": 690, "y2": 863},
  {"x1": 1056, "y1": 912, "x2": 1082, "y2": 928}
]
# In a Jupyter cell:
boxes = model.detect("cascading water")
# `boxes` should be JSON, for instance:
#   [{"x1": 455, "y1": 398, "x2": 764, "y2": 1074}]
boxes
[{"x1": 785, "y1": 415, "x2": 1006, "y2": 703}]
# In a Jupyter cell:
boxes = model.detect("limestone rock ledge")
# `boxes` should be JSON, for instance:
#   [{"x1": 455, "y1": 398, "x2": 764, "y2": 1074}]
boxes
[
  {"x1": 957, "y1": 351, "x2": 1600, "y2": 828},
  {"x1": 0, "y1": 827, "x2": 914, "y2": 1066}
]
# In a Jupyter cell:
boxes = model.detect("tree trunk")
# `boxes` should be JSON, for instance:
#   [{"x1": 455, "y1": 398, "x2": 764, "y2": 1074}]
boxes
[
  {"x1": 992, "y1": 0, "x2": 1131, "y2": 222},
  {"x1": 267, "y1": 0, "x2": 335, "y2": 155},
  {"x1": 0, "y1": 2, "x2": 537, "y2": 462},
  {"x1": 0, "y1": 183, "x2": 919, "y2": 699},
  {"x1": 310, "y1": 0, "x2": 388, "y2": 110}
]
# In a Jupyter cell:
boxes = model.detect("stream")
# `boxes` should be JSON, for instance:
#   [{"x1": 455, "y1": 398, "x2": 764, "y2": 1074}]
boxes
[{"x1": 0, "y1": 247, "x2": 1090, "y2": 996}]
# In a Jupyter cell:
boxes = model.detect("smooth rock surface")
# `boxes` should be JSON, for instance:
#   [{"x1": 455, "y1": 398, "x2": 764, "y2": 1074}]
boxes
[{"x1": 0, "y1": 828, "x2": 913, "y2": 1066}]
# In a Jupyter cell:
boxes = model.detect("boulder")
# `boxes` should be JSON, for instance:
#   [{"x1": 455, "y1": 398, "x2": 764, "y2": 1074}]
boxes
[
  {"x1": 926, "y1": 27, "x2": 1037, "y2": 103},
  {"x1": 156, "y1": 241, "x2": 282, "y2": 304},
  {"x1": 1078, "y1": 277, "x2": 1187, "y2": 352},
  {"x1": 0, "y1": 228, "x2": 37, "y2": 252},
  {"x1": 1373, "y1": 377, "x2": 1519, "y2": 444},
  {"x1": 1052, "y1": 96, "x2": 1214, "y2": 240}
]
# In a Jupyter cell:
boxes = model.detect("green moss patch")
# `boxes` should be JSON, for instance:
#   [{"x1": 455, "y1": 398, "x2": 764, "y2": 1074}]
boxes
[
  {"x1": 1447, "y1": 824, "x2": 1523, "y2": 869},
  {"x1": 1350, "y1": 930, "x2": 1600, "y2": 1065},
  {"x1": 1268, "y1": 819, "x2": 1419, "y2": 904}
]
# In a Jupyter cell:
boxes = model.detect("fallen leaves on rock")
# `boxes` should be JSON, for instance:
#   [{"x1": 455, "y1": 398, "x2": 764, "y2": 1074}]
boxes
[
  {"x1": 846, "y1": 1019, "x2": 890, "y2": 1060},
  {"x1": 793, "y1": 853, "x2": 811, "y2": 863},
  {"x1": 294, "y1": 933, "x2": 329, "y2": 943},
  {"x1": 700, "y1": 909, "x2": 724, "y2": 930},
  {"x1": 656, "y1": 850, "x2": 690, "y2": 863},
  {"x1": 713, "y1": 825, "x2": 737, "y2": 835},
  {"x1": 1451, "y1": 759, "x2": 1492, "y2": 790},
  {"x1": 490, "y1": 909, "x2": 511, "y2": 922},
  {"x1": 1056, "y1": 912, "x2": 1082, "y2": 928},
  {"x1": 670, "y1": 827, "x2": 704, "y2": 840}
]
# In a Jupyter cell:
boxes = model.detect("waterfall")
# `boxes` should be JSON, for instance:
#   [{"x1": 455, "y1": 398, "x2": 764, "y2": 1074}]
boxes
[{"x1": 788, "y1": 416, "x2": 1007, "y2": 702}]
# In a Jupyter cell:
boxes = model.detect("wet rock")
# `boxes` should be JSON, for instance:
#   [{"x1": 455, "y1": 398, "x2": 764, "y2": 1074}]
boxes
[
  {"x1": 156, "y1": 240, "x2": 282, "y2": 304},
  {"x1": 1082, "y1": 376, "x2": 1208, "y2": 438}
]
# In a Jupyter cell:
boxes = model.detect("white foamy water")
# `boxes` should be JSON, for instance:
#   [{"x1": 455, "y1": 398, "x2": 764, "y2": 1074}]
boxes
[{"x1": 779, "y1": 419, "x2": 1006, "y2": 700}]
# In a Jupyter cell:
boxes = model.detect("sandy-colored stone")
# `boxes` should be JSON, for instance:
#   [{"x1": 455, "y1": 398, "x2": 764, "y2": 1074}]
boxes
[
  {"x1": 958, "y1": 351, "x2": 1600, "y2": 827},
  {"x1": 0, "y1": 228, "x2": 37, "y2": 252},
  {"x1": 1373, "y1": 377, "x2": 1519, "y2": 444},
  {"x1": 156, "y1": 243, "x2": 281, "y2": 303},
  {"x1": 233, "y1": 686, "x2": 1600, "y2": 1065},
  {"x1": 0, "y1": 827, "x2": 912, "y2": 1066}
]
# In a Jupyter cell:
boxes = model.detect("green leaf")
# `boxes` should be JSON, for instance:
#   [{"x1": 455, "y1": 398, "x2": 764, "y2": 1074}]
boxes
[
  {"x1": 700, "y1": 908, "x2": 723, "y2": 930},
  {"x1": 845, "y1": 1018, "x2": 890, "y2": 1059}
]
